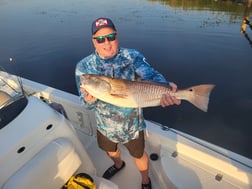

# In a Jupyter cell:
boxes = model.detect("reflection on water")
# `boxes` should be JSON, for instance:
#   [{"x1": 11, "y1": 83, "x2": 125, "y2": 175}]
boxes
[
  {"x1": 240, "y1": 0, "x2": 252, "y2": 46},
  {"x1": 0, "y1": 0, "x2": 252, "y2": 159},
  {"x1": 150, "y1": 0, "x2": 246, "y2": 12}
]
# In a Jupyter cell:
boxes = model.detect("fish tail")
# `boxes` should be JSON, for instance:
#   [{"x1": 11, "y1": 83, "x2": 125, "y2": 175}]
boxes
[{"x1": 183, "y1": 84, "x2": 215, "y2": 112}]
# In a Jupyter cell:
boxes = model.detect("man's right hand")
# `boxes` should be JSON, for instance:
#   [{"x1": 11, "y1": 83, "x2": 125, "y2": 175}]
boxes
[{"x1": 80, "y1": 87, "x2": 97, "y2": 103}]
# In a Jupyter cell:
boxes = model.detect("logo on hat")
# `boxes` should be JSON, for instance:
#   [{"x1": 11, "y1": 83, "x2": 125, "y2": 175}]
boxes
[
  {"x1": 95, "y1": 19, "x2": 108, "y2": 28},
  {"x1": 92, "y1": 17, "x2": 116, "y2": 34}
]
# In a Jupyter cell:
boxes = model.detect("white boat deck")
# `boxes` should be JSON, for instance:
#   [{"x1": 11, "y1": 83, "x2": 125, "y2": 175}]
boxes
[
  {"x1": 76, "y1": 130, "x2": 162, "y2": 189},
  {"x1": 77, "y1": 125, "x2": 252, "y2": 189}
]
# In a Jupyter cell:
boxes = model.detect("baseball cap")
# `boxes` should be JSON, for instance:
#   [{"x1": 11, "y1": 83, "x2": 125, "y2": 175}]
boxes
[{"x1": 91, "y1": 17, "x2": 116, "y2": 35}]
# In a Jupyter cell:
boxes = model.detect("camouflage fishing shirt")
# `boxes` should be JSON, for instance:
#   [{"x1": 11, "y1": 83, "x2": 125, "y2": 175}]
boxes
[{"x1": 75, "y1": 47, "x2": 168, "y2": 143}]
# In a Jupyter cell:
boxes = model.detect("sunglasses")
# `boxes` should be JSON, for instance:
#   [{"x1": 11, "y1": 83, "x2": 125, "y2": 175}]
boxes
[{"x1": 93, "y1": 33, "x2": 117, "y2": 44}]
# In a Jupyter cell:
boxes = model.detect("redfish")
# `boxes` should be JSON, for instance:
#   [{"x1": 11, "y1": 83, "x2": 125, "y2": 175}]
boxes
[{"x1": 81, "y1": 74, "x2": 215, "y2": 112}]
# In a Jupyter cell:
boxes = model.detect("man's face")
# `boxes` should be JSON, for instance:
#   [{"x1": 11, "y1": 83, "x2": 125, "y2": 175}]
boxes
[{"x1": 92, "y1": 27, "x2": 118, "y2": 59}]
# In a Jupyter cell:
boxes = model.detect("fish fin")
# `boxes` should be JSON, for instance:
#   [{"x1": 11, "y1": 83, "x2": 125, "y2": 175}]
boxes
[
  {"x1": 110, "y1": 93, "x2": 128, "y2": 98},
  {"x1": 183, "y1": 84, "x2": 215, "y2": 112},
  {"x1": 136, "y1": 80, "x2": 169, "y2": 87}
]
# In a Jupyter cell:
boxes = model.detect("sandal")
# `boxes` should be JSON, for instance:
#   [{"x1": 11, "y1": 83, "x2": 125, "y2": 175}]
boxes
[
  {"x1": 102, "y1": 161, "x2": 126, "y2": 179},
  {"x1": 142, "y1": 178, "x2": 152, "y2": 189}
]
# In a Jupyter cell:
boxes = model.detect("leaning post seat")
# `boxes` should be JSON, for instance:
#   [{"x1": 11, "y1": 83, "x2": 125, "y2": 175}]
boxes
[{"x1": 0, "y1": 96, "x2": 97, "y2": 189}]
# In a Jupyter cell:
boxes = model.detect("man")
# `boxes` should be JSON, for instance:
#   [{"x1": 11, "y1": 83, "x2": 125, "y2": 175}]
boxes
[{"x1": 75, "y1": 17, "x2": 181, "y2": 189}]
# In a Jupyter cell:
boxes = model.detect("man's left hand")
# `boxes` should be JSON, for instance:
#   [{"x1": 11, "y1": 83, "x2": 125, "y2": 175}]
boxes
[{"x1": 160, "y1": 82, "x2": 181, "y2": 107}]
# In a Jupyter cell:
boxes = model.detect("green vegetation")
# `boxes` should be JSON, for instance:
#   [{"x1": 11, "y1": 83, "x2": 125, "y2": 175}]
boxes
[{"x1": 148, "y1": 0, "x2": 246, "y2": 14}]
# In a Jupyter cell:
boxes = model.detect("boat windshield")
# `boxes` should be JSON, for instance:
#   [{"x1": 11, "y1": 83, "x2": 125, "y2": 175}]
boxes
[{"x1": 0, "y1": 71, "x2": 28, "y2": 129}]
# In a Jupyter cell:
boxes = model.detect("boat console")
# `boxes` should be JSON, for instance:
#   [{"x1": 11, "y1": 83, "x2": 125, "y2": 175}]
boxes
[{"x1": 0, "y1": 96, "x2": 116, "y2": 189}]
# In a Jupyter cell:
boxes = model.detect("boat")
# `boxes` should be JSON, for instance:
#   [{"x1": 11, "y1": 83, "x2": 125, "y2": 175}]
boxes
[{"x1": 0, "y1": 70, "x2": 251, "y2": 189}]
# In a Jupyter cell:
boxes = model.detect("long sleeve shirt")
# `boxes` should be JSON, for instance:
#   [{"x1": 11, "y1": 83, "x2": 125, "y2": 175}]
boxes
[{"x1": 75, "y1": 47, "x2": 168, "y2": 143}]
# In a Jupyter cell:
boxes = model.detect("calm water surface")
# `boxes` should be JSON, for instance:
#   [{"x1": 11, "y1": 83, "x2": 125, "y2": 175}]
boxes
[{"x1": 0, "y1": 0, "x2": 252, "y2": 159}]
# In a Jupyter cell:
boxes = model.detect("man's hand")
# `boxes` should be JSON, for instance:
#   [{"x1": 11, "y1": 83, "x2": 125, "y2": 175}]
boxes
[
  {"x1": 80, "y1": 87, "x2": 97, "y2": 103},
  {"x1": 160, "y1": 82, "x2": 181, "y2": 107}
]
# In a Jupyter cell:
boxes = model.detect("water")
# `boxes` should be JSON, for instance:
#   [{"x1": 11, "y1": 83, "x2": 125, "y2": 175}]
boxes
[{"x1": 0, "y1": 0, "x2": 252, "y2": 159}]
